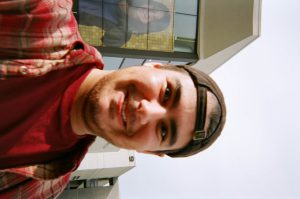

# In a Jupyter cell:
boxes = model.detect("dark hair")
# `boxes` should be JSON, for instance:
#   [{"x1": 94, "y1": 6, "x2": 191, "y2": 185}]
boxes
[
  {"x1": 204, "y1": 91, "x2": 222, "y2": 145},
  {"x1": 157, "y1": 64, "x2": 226, "y2": 158}
]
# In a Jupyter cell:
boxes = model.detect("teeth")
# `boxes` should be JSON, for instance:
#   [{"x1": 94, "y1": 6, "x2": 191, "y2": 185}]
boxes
[{"x1": 121, "y1": 98, "x2": 127, "y2": 123}]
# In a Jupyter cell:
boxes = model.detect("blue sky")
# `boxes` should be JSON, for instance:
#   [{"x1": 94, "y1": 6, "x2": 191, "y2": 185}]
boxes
[{"x1": 119, "y1": 1, "x2": 300, "y2": 198}]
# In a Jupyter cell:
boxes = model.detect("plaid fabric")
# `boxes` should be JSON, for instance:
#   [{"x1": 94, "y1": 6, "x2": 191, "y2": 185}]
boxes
[
  {"x1": 0, "y1": 0, "x2": 103, "y2": 78},
  {"x1": 0, "y1": 0, "x2": 102, "y2": 198},
  {"x1": 0, "y1": 135, "x2": 96, "y2": 198},
  {"x1": 0, "y1": 171, "x2": 71, "y2": 199}
]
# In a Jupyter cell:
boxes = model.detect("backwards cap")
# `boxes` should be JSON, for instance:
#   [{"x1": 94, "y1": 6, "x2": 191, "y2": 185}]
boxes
[{"x1": 166, "y1": 65, "x2": 226, "y2": 157}]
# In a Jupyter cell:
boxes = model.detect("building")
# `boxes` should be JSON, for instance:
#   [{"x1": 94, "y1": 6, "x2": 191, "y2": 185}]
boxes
[{"x1": 59, "y1": 138, "x2": 135, "y2": 199}]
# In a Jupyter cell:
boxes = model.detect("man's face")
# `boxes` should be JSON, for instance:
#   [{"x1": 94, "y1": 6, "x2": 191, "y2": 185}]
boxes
[{"x1": 84, "y1": 65, "x2": 196, "y2": 155}]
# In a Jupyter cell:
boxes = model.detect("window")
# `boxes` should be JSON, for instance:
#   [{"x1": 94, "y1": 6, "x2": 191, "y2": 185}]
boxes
[{"x1": 74, "y1": 0, "x2": 199, "y2": 62}]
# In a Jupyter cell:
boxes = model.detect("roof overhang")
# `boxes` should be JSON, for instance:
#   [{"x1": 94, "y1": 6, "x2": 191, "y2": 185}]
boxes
[{"x1": 194, "y1": 0, "x2": 262, "y2": 73}]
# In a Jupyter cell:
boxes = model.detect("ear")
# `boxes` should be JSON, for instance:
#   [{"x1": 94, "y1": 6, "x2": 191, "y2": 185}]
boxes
[
  {"x1": 139, "y1": 150, "x2": 165, "y2": 157},
  {"x1": 143, "y1": 62, "x2": 163, "y2": 68}
]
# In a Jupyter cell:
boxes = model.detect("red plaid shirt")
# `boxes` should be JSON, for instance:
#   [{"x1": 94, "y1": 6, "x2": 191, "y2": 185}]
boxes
[{"x1": 0, "y1": 0, "x2": 103, "y2": 198}]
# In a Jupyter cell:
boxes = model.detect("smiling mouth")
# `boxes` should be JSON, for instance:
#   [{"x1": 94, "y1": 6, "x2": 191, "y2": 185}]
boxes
[{"x1": 121, "y1": 92, "x2": 128, "y2": 129}]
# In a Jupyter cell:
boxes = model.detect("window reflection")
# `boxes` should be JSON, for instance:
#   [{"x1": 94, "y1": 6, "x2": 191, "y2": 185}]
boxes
[
  {"x1": 121, "y1": 58, "x2": 144, "y2": 68},
  {"x1": 78, "y1": 0, "x2": 173, "y2": 51},
  {"x1": 174, "y1": 13, "x2": 197, "y2": 52},
  {"x1": 77, "y1": 0, "x2": 198, "y2": 53},
  {"x1": 102, "y1": 56, "x2": 124, "y2": 70}
]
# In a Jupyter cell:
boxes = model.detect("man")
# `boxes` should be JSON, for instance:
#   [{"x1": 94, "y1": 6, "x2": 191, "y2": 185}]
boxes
[{"x1": 0, "y1": 0, "x2": 226, "y2": 198}]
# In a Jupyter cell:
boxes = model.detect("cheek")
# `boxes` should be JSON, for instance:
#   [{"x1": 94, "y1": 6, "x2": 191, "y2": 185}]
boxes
[{"x1": 130, "y1": 125, "x2": 158, "y2": 150}]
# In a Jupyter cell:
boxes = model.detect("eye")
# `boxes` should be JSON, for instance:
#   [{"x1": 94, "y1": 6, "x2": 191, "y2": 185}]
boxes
[
  {"x1": 160, "y1": 122, "x2": 168, "y2": 142},
  {"x1": 162, "y1": 83, "x2": 172, "y2": 103}
]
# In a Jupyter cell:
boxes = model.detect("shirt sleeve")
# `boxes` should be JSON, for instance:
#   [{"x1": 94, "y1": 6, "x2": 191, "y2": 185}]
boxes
[
  {"x1": 0, "y1": 0, "x2": 103, "y2": 78},
  {"x1": 0, "y1": 0, "x2": 80, "y2": 59},
  {"x1": 0, "y1": 171, "x2": 71, "y2": 198}
]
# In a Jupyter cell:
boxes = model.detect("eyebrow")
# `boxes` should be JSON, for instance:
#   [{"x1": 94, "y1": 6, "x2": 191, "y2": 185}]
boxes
[
  {"x1": 169, "y1": 118, "x2": 178, "y2": 146},
  {"x1": 171, "y1": 78, "x2": 182, "y2": 109},
  {"x1": 167, "y1": 78, "x2": 182, "y2": 146}
]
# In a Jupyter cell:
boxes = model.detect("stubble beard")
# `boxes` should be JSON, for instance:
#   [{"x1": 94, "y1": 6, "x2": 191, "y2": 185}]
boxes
[
  {"x1": 83, "y1": 68, "x2": 140, "y2": 150},
  {"x1": 83, "y1": 71, "x2": 128, "y2": 146},
  {"x1": 83, "y1": 73, "x2": 114, "y2": 137}
]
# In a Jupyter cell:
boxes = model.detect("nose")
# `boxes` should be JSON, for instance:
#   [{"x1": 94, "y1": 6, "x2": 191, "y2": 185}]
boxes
[{"x1": 137, "y1": 100, "x2": 166, "y2": 125}]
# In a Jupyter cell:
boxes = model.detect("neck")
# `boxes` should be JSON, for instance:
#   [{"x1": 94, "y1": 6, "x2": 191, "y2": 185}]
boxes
[{"x1": 70, "y1": 68, "x2": 111, "y2": 136}]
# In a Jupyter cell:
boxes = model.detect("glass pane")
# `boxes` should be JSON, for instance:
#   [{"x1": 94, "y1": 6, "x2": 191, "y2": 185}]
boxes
[
  {"x1": 147, "y1": 9, "x2": 173, "y2": 51},
  {"x1": 174, "y1": 14, "x2": 197, "y2": 39},
  {"x1": 102, "y1": 1, "x2": 127, "y2": 47},
  {"x1": 150, "y1": 0, "x2": 173, "y2": 12},
  {"x1": 121, "y1": 58, "x2": 144, "y2": 68},
  {"x1": 126, "y1": 6, "x2": 148, "y2": 50},
  {"x1": 102, "y1": 56, "x2": 123, "y2": 70},
  {"x1": 174, "y1": 13, "x2": 197, "y2": 52},
  {"x1": 169, "y1": 61, "x2": 188, "y2": 65},
  {"x1": 147, "y1": 0, "x2": 174, "y2": 51},
  {"x1": 145, "y1": 59, "x2": 169, "y2": 64},
  {"x1": 78, "y1": 0, "x2": 104, "y2": 46},
  {"x1": 129, "y1": 0, "x2": 149, "y2": 9},
  {"x1": 175, "y1": 0, "x2": 198, "y2": 15}
]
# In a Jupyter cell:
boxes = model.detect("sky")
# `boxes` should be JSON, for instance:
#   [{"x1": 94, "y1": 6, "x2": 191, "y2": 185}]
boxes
[{"x1": 119, "y1": 0, "x2": 300, "y2": 198}]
